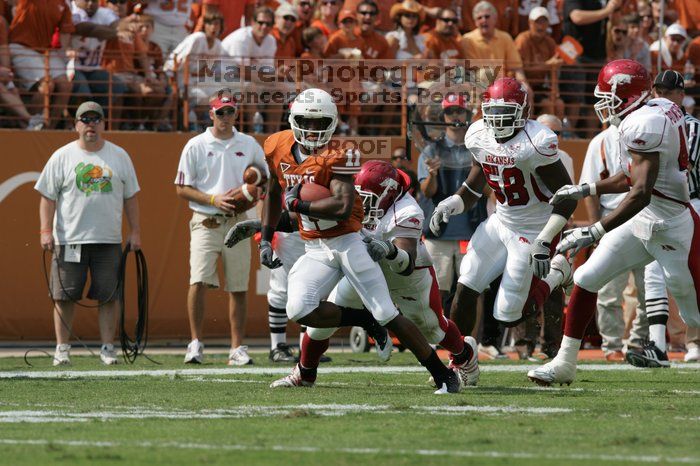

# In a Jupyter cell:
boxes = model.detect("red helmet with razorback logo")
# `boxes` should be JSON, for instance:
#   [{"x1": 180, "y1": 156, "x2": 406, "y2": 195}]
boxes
[
  {"x1": 594, "y1": 59, "x2": 651, "y2": 126},
  {"x1": 481, "y1": 77, "x2": 529, "y2": 139},
  {"x1": 354, "y1": 160, "x2": 405, "y2": 229}
]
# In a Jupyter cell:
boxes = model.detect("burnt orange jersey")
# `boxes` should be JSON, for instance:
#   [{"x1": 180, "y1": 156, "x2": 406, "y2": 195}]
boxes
[{"x1": 264, "y1": 130, "x2": 364, "y2": 240}]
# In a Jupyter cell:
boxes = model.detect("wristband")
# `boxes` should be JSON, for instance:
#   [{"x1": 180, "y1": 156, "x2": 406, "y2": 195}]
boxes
[
  {"x1": 386, "y1": 247, "x2": 410, "y2": 273},
  {"x1": 536, "y1": 214, "x2": 568, "y2": 243},
  {"x1": 290, "y1": 199, "x2": 311, "y2": 215},
  {"x1": 586, "y1": 183, "x2": 597, "y2": 196},
  {"x1": 591, "y1": 221, "x2": 606, "y2": 240},
  {"x1": 462, "y1": 182, "x2": 483, "y2": 198},
  {"x1": 209, "y1": 194, "x2": 216, "y2": 206}
]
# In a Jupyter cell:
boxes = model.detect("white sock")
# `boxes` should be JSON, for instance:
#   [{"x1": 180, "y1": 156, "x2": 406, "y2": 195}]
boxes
[
  {"x1": 270, "y1": 332, "x2": 286, "y2": 350},
  {"x1": 556, "y1": 336, "x2": 582, "y2": 364},
  {"x1": 649, "y1": 324, "x2": 667, "y2": 352}
]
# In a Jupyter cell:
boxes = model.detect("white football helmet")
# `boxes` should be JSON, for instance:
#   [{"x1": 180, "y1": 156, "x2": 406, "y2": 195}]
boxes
[{"x1": 289, "y1": 88, "x2": 338, "y2": 150}]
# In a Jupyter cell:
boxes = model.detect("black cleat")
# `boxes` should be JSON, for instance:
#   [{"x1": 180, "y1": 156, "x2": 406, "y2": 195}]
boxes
[
  {"x1": 434, "y1": 369, "x2": 463, "y2": 394},
  {"x1": 269, "y1": 343, "x2": 296, "y2": 363},
  {"x1": 625, "y1": 341, "x2": 670, "y2": 368}
]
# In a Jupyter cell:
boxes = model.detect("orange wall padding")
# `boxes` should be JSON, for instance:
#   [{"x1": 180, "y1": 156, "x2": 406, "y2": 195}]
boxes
[{"x1": 0, "y1": 131, "x2": 591, "y2": 341}]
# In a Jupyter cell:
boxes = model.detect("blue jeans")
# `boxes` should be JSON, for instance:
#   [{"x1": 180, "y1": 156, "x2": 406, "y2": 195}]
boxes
[{"x1": 72, "y1": 69, "x2": 127, "y2": 110}]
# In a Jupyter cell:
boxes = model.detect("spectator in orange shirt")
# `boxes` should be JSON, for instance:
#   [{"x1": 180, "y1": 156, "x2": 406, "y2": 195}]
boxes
[
  {"x1": 674, "y1": 0, "x2": 700, "y2": 38},
  {"x1": 651, "y1": 23, "x2": 688, "y2": 75},
  {"x1": 423, "y1": 8, "x2": 464, "y2": 59},
  {"x1": 356, "y1": 1, "x2": 391, "y2": 59},
  {"x1": 8, "y1": 0, "x2": 75, "y2": 129},
  {"x1": 687, "y1": 35, "x2": 700, "y2": 87},
  {"x1": 294, "y1": 0, "x2": 316, "y2": 29},
  {"x1": 459, "y1": 0, "x2": 519, "y2": 37},
  {"x1": 343, "y1": 0, "x2": 395, "y2": 33},
  {"x1": 387, "y1": 1, "x2": 426, "y2": 59},
  {"x1": 514, "y1": 7, "x2": 564, "y2": 119},
  {"x1": 311, "y1": 0, "x2": 340, "y2": 37},
  {"x1": 272, "y1": 2, "x2": 302, "y2": 59},
  {"x1": 461, "y1": 1, "x2": 528, "y2": 85}
]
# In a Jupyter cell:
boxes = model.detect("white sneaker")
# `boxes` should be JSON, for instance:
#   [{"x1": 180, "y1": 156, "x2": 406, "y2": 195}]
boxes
[
  {"x1": 527, "y1": 358, "x2": 577, "y2": 386},
  {"x1": 685, "y1": 346, "x2": 700, "y2": 362},
  {"x1": 53, "y1": 344, "x2": 71, "y2": 366},
  {"x1": 228, "y1": 345, "x2": 253, "y2": 366},
  {"x1": 270, "y1": 364, "x2": 315, "y2": 388},
  {"x1": 449, "y1": 336, "x2": 480, "y2": 386},
  {"x1": 100, "y1": 344, "x2": 118, "y2": 365},
  {"x1": 184, "y1": 339, "x2": 204, "y2": 364},
  {"x1": 550, "y1": 254, "x2": 574, "y2": 294}
]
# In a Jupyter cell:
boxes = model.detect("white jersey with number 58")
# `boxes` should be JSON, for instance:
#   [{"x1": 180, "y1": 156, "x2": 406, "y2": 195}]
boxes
[
  {"x1": 464, "y1": 119, "x2": 560, "y2": 234},
  {"x1": 618, "y1": 98, "x2": 690, "y2": 220}
]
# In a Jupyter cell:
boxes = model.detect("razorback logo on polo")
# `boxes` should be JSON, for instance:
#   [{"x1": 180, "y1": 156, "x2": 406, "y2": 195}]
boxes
[
  {"x1": 235, "y1": 151, "x2": 245, "y2": 157},
  {"x1": 632, "y1": 139, "x2": 646, "y2": 146},
  {"x1": 207, "y1": 151, "x2": 214, "y2": 157},
  {"x1": 519, "y1": 236, "x2": 530, "y2": 244},
  {"x1": 407, "y1": 217, "x2": 420, "y2": 225}
]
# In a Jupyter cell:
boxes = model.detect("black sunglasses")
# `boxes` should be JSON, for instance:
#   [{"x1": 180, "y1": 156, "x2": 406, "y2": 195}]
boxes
[
  {"x1": 439, "y1": 17, "x2": 458, "y2": 24},
  {"x1": 391, "y1": 155, "x2": 407, "y2": 160},
  {"x1": 358, "y1": 10, "x2": 377, "y2": 16},
  {"x1": 78, "y1": 115, "x2": 102, "y2": 124},
  {"x1": 215, "y1": 107, "x2": 236, "y2": 117},
  {"x1": 282, "y1": 15, "x2": 297, "y2": 22},
  {"x1": 107, "y1": 0, "x2": 127, "y2": 4},
  {"x1": 613, "y1": 28, "x2": 628, "y2": 34},
  {"x1": 256, "y1": 19, "x2": 273, "y2": 26}
]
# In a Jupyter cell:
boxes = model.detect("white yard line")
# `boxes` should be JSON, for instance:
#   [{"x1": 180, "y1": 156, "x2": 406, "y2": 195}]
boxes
[
  {"x1": 0, "y1": 363, "x2": 698, "y2": 379},
  {"x1": 0, "y1": 438, "x2": 696, "y2": 463},
  {"x1": 0, "y1": 403, "x2": 574, "y2": 423}
]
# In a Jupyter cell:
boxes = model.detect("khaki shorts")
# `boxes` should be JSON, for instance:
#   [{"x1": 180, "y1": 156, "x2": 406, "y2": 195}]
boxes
[
  {"x1": 189, "y1": 212, "x2": 251, "y2": 292},
  {"x1": 50, "y1": 244, "x2": 122, "y2": 303},
  {"x1": 423, "y1": 239, "x2": 466, "y2": 292},
  {"x1": 9, "y1": 43, "x2": 67, "y2": 90}
]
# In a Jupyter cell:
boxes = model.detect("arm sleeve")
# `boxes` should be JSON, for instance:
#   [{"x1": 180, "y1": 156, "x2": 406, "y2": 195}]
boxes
[
  {"x1": 174, "y1": 143, "x2": 198, "y2": 186},
  {"x1": 620, "y1": 113, "x2": 666, "y2": 153},
  {"x1": 34, "y1": 152, "x2": 62, "y2": 201}
]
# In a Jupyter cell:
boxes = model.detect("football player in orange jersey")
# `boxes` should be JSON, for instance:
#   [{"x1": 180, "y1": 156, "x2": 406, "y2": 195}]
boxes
[{"x1": 260, "y1": 88, "x2": 462, "y2": 393}]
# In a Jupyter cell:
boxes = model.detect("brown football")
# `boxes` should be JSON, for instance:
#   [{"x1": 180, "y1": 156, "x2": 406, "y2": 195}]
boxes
[
  {"x1": 243, "y1": 165, "x2": 267, "y2": 186},
  {"x1": 299, "y1": 183, "x2": 332, "y2": 201},
  {"x1": 231, "y1": 183, "x2": 260, "y2": 213}
]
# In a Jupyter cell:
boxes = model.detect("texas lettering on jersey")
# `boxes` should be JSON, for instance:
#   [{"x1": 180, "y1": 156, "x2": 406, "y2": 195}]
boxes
[{"x1": 264, "y1": 130, "x2": 364, "y2": 240}]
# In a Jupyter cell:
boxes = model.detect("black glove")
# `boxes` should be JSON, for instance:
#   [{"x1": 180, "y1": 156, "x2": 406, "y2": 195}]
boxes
[{"x1": 259, "y1": 239, "x2": 282, "y2": 269}]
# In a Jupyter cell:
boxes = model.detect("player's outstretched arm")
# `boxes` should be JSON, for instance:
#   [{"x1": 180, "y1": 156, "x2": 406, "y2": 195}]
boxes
[
  {"x1": 600, "y1": 150, "x2": 658, "y2": 232},
  {"x1": 550, "y1": 172, "x2": 630, "y2": 205},
  {"x1": 363, "y1": 236, "x2": 417, "y2": 276},
  {"x1": 556, "y1": 151, "x2": 659, "y2": 256},
  {"x1": 530, "y1": 161, "x2": 577, "y2": 277},
  {"x1": 429, "y1": 164, "x2": 485, "y2": 236}
]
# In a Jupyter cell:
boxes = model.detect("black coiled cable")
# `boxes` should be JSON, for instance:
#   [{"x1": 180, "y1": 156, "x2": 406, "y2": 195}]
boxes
[{"x1": 118, "y1": 245, "x2": 155, "y2": 364}]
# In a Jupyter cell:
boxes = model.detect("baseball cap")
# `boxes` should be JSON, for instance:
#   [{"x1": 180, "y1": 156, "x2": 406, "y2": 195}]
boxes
[
  {"x1": 665, "y1": 23, "x2": 688, "y2": 39},
  {"x1": 441, "y1": 93, "x2": 468, "y2": 109},
  {"x1": 338, "y1": 9, "x2": 357, "y2": 22},
  {"x1": 529, "y1": 6, "x2": 550, "y2": 22},
  {"x1": 653, "y1": 70, "x2": 684, "y2": 90},
  {"x1": 210, "y1": 93, "x2": 237, "y2": 111},
  {"x1": 275, "y1": 2, "x2": 299, "y2": 19},
  {"x1": 75, "y1": 101, "x2": 104, "y2": 119}
]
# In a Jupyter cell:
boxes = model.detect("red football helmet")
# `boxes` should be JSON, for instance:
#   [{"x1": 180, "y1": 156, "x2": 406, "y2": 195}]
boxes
[
  {"x1": 481, "y1": 77, "x2": 529, "y2": 138},
  {"x1": 354, "y1": 160, "x2": 405, "y2": 229},
  {"x1": 594, "y1": 59, "x2": 651, "y2": 126}
]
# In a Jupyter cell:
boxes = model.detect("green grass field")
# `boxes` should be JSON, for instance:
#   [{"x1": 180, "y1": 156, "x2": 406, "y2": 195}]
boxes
[{"x1": 0, "y1": 351, "x2": 698, "y2": 465}]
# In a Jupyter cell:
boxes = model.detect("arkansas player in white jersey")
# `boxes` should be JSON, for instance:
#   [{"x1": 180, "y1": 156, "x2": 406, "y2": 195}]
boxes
[
  {"x1": 271, "y1": 161, "x2": 480, "y2": 388},
  {"x1": 430, "y1": 78, "x2": 577, "y2": 339},
  {"x1": 529, "y1": 59, "x2": 700, "y2": 386}
]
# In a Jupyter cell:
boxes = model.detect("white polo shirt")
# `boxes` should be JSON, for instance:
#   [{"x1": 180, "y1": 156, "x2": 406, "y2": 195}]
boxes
[
  {"x1": 175, "y1": 126, "x2": 267, "y2": 216},
  {"x1": 221, "y1": 26, "x2": 276, "y2": 67}
]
